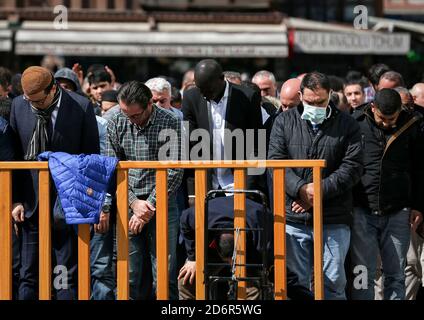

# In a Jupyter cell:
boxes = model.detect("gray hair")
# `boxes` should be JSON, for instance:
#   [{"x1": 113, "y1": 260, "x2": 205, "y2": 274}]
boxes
[
  {"x1": 380, "y1": 71, "x2": 405, "y2": 87},
  {"x1": 224, "y1": 71, "x2": 241, "y2": 81},
  {"x1": 145, "y1": 77, "x2": 172, "y2": 96},
  {"x1": 252, "y1": 70, "x2": 276, "y2": 84}
]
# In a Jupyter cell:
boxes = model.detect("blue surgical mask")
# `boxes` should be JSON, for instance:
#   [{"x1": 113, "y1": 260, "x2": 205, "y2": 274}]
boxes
[{"x1": 300, "y1": 94, "x2": 331, "y2": 124}]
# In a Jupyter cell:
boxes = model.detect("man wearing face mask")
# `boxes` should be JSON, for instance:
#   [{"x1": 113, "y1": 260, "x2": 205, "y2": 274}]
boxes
[
  {"x1": 268, "y1": 72, "x2": 363, "y2": 300},
  {"x1": 350, "y1": 88, "x2": 424, "y2": 300}
]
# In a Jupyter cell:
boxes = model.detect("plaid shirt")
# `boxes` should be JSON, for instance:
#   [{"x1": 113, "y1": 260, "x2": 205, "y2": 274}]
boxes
[{"x1": 105, "y1": 105, "x2": 183, "y2": 207}]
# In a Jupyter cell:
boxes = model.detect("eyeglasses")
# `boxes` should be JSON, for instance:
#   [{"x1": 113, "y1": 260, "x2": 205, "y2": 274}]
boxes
[
  {"x1": 23, "y1": 93, "x2": 49, "y2": 105},
  {"x1": 123, "y1": 107, "x2": 148, "y2": 122}
]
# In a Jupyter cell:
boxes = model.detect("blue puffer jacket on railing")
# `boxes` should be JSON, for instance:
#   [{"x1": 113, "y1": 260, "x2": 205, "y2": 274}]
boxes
[{"x1": 38, "y1": 151, "x2": 118, "y2": 225}]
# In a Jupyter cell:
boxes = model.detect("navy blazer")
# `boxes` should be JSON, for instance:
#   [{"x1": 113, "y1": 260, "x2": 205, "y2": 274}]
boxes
[
  {"x1": 0, "y1": 116, "x2": 15, "y2": 161},
  {"x1": 10, "y1": 89, "x2": 100, "y2": 218}
]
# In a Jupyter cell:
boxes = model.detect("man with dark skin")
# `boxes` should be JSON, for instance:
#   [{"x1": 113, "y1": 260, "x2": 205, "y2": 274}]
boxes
[
  {"x1": 182, "y1": 59, "x2": 265, "y2": 197},
  {"x1": 194, "y1": 59, "x2": 226, "y2": 103}
]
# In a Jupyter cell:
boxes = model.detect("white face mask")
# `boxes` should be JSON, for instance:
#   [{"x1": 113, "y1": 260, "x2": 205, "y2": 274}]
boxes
[{"x1": 300, "y1": 92, "x2": 331, "y2": 125}]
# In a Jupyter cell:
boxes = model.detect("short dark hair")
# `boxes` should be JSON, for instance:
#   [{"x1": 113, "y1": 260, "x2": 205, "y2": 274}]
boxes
[
  {"x1": 0, "y1": 97, "x2": 12, "y2": 120},
  {"x1": 368, "y1": 63, "x2": 390, "y2": 86},
  {"x1": 101, "y1": 90, "x2": 118, "y2": 103},
  {"x1": 88, "y1": 69, "x2": 112, "y2": 85},
  {"x1": 215, "y1": 232, "x2": 234, "y2": 260},
  {"x1": 345, "y1": 70, "x2": 363, "y2": 82},
  {"x1": 11, "y1": 73, "x2": 23, "y2": 97},
  {"x1": 374, "y1": 88, "x2": 401, "y2": 115},
  {"x1": 328, "y1": 75, "x2": 345, "y2": 92},
  {"x1": 344, "y1": 79, "x2": 366, "y2": 93},
  {"x1": 240, "y1": 80, "x2": 261, "y2": 95},
  {"x1": 0, "y1": 67, "x2": 12, "y2": 91},
  {"x1": 87, "y1": 64, "x2": 106, "y2": 75},
  {"x1": 300, "y1": 72, "x2": 331, "y2": 94},
  {"x1": 117, "y1": 81, "x2": 152, "y2": 109},
  {"x1": 171, "y1": 86, "x2": 181, "y2": 104},
  {"x1": 379, "y1": 71, "x2": 405, "y2": 87}
]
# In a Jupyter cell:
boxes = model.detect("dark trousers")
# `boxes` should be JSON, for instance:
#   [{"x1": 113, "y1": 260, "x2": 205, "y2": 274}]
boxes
[
  {"x1": 18, "y1": 213, "x2": 78, "y2": 300},
  {"x1": 12, "y1": 223, "x2": 21, "y2": 300}
]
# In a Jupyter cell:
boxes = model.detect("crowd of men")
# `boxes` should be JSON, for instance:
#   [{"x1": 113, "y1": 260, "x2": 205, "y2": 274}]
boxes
[{"x1": 0, "y1": 58, "x2": 424, "y2": 301}]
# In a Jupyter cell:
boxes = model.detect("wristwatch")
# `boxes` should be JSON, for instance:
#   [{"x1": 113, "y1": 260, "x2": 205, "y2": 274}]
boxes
[{"x1": 102, "y1": 204, "x2": 111, "y2": 214}]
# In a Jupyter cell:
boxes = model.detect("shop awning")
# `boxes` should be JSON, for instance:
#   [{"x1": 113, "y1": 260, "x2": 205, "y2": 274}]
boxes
[
  {"x1": 14, "y1": 21, "x2": 288, "y2": 58},
  {"x1": 369, "y1": 16, "x2": 424, "y2": 43},
  {"x1": 0, "y1": 21, "x2": 12, "y2": 52},
  {"x1": 287, "y1": 17, "x2": 411, "y2": 55}
]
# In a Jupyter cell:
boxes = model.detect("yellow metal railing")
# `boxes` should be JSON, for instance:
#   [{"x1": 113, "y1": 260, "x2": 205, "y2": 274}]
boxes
[{"x1": 0, "y1": 160, "x2": 326, "y2": 300}]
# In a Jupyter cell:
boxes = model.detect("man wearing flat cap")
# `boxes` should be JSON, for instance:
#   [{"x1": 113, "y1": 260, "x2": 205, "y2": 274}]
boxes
[{"x1": 9, "y1": 66, "x2": 99, "y2": 300}]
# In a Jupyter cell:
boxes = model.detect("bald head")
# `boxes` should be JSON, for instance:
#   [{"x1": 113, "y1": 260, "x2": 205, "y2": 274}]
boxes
[
  {"x1": 194, "y1": 59, "x2": 225, "y2": 101},
  {"x1": 411, "y1": 83, "x2": 424, "y2": 108},
  {"x1": 279, "y1": 78, "x2": 301, "y2": 111}
]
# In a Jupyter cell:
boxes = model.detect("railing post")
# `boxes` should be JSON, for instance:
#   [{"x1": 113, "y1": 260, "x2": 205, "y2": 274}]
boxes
[
  {"x1": 156, "y1": 169, "x2": 169, "y2": 300},
  {"x1": 78, "y1": 224, "x2": 91, "y2": 300},
  {"x1": 39, "y1": 170, "x2": 51, "y2": 300},
  {"x1": 273, "y1": 168, "x2": 287, "y2": 300},
  {"x1": 116, "y1": 169, "x2": 129, "y2": 300},
  {"x1": 234, "y1": 168, "x2": 246, "y2": 300},
  {"x1": 0, "y1": 170, "x2": 12, "y2": 300},
  {"x1": 313, "y1": 166, "x2": 324, "y2": 300},
  {"x1": 195, "y1": 169, "x2": 207, "y2": 300}
]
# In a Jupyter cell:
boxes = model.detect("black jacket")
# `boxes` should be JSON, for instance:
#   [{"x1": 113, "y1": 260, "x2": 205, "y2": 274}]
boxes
[
  {"x1": 353, "y1": 105, "x2": 424, "y2": 215},
  {"x1": 182, "y1": 82, "x2": 267, "y2": 199},
  {"x1": 180, "y1": 196, "x2": 272, "y2": 264},
  {"x1": 10, "y1": 89, "x2": 100, "y2": 218},
  {"x1": 0, "y1": 116, "x2": 14, "y2": 161},
  {"x1": 268, "y1": 103, "x2": 363, "y2": 226},
  {"x1": 180, "y1": 196, "x2": 314, "y2": 300}
]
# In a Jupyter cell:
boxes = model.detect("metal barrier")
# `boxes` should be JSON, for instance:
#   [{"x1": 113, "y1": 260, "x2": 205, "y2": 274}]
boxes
[{"x1": 0, "y1": 160, "x2": 326, "y2": 300}]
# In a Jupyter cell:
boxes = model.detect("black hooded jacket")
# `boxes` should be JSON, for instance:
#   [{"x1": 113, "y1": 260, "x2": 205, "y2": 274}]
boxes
[{"x1": 353, "y1": 104, "x2": 424, "y2": 215}]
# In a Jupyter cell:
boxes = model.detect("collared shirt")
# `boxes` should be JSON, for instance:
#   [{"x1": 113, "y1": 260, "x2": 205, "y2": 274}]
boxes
[
  {"x1": 29, "y1": 88, "x2": 62, "y2": 129},
  {"x1": 105, "y1": 104, "x2": 183, "y2": 207},
  {"x1": 51, "y1": 88, "x2": 62, "y2": 129},
  {"x1": 208, "y1": 80, "x2": 234, "y2": 191}
]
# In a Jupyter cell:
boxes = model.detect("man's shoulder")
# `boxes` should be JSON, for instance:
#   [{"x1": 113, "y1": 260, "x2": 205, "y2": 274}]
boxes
[
  {"x1": 351, "y1": 103, "x2": 370, "y2": 121},
  {"x1": 274, "y1": 105, "x2": 300, "y2": 123},
  {"x1": 0, "y1": 116, "x2": 8, "y2": 133},
  {"x1": 108, "y1": 109, "x2": 126, "y2": 126},
  {"x1": 11, "y1": 95, "x2": 26, "y2": 108},
  {"x1": 229, "y1": 83, "x2": 255, "y2": 100},
  {"x1": 63, "y1": 90, "x2": 90, "y2": 110},
  {"x1": 182, "y1": 87, "x2": 201, "y2": 101},
  {"x1": 155, "y1": 105, "x2": 180, "y2": 123}
]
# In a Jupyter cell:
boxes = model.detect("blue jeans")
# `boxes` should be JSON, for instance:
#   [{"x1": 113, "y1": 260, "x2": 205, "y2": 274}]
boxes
[
  {"x1": 129, "y1": 197, "x2": 179, "y2": 300},
  {"x1": 350, "y1": 207, "x2": 411, "y2": 300},
  {"x1": 90, "y1": 223, "x2": 116, "y2": 300},
  {"x1": 286, "y1": 222, "x2": 351, "y2": 300}
]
